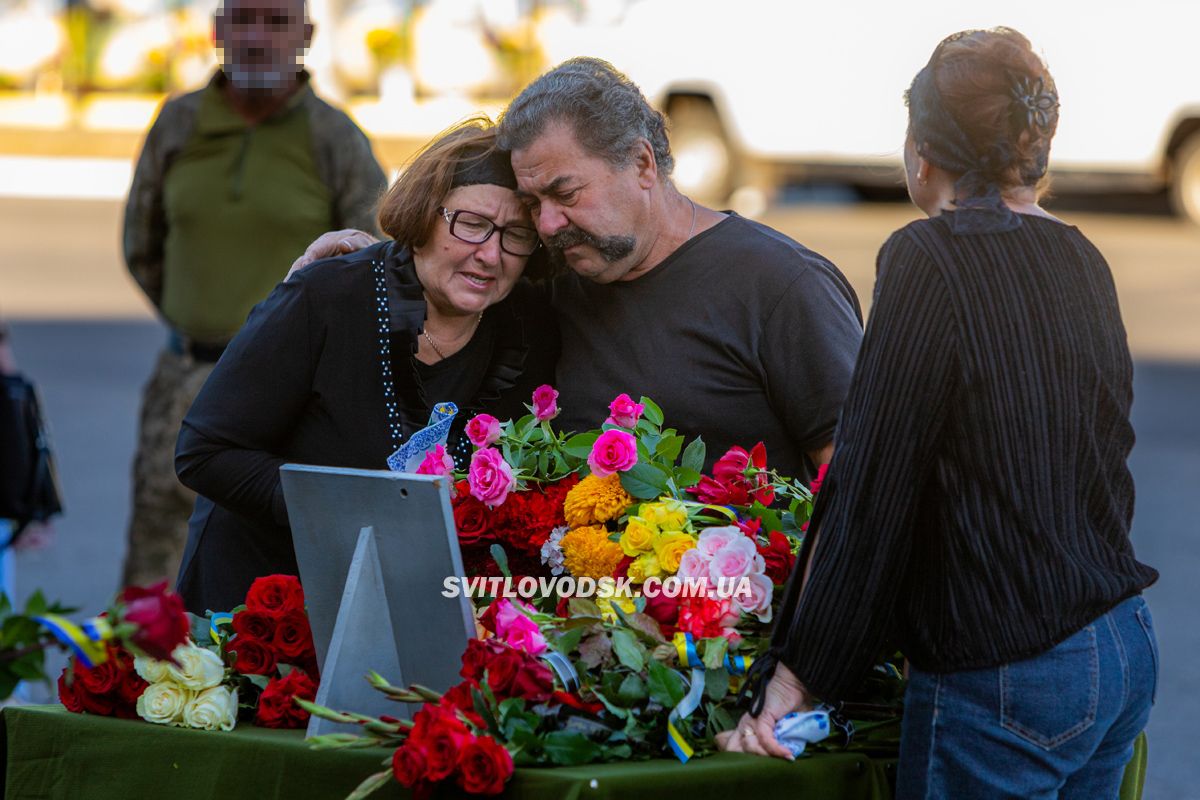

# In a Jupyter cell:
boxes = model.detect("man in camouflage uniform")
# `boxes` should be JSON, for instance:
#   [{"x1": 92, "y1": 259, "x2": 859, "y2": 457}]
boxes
[{"x1": 121, "y1": 0, "x2": 386, "y2": 588}]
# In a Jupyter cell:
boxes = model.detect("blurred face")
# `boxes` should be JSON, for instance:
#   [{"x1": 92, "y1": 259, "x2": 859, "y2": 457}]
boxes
[
  {"x1": 215, "y1": 0, "x2": 311, "y2": 93},
  {"x1": 413, "y1": 183, "x2": 532, "y2": 317},
  {"x1": 511, "y1": 122, "x2": 650, "y2": 284}
]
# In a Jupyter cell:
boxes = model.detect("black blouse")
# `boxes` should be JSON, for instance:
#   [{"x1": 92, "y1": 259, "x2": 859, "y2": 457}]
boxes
[
  {"x1": 766, "y1": 213, "x2": 1158, "y2": 702},
  {"x1": 174, "y1": 240, "x2": 558, "y2": 613}
]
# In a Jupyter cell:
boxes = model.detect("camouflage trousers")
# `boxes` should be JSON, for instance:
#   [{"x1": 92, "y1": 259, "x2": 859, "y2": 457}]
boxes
[{"x1": 121, "y1": 349, "x2": 215, "y2": 588}]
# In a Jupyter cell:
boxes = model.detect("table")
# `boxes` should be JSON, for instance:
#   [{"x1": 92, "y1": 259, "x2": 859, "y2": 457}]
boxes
[{"x1": 2, "y1": 706, "x2": 894, "y2": 800}]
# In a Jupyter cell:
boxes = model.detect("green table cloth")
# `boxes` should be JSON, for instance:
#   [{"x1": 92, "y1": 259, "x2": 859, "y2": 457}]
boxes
[{"x1": 2, "y1": 706, "x2": 893, "y2": 800}]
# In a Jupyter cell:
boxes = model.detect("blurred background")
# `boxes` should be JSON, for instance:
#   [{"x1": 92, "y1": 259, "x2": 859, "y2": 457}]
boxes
[{"x1": 1, "y1": 1, "x2": 1197, "y2": 797}]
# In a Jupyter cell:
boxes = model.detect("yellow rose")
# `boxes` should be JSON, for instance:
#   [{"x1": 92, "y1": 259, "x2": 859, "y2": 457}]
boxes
[
  {"x1": 597, "y1": 595, "x2": 638, "y2": 622},
  {"x1": 654, "y1": 531, "x2": 698, "y2": 574},
  {"x1": 182, "y1": 685, "x2": 238, "y2": 731},
  {"x1": 136, "y1": 680, "x2": 192, "y2": 726},
  {"x1": 628, "y1": 551, "x2": 663, "y2": 583},
  {"x1": 620, "y1": 516, "x2": 658, "y2": 556},
  {"x1": 642, "y1": 499, "x2": 689, "y2": 531}
]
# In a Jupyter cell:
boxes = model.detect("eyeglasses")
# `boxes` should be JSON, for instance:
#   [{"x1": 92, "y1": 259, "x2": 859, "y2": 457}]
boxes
[{"x1": 439, "y1": 208, "x2": 541, "y2": 257}]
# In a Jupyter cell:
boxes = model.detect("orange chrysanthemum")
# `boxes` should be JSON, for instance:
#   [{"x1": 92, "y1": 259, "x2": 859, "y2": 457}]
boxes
[
  {"x1": 563, "y1": 474, "x2": 634, "y2": 527},
  {"x1": 559, "y1": 525, "x2": 625, "y2": 581}
]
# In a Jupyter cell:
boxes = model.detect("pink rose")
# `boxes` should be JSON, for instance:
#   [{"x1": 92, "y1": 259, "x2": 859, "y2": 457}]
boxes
[
  {"x1": 465, "y1": 414, "x2": 502, "y2": 448},
  {"x1": 675, "y1": 548, "x2": 710, "y2": 582},
  {"x1": 587, "y1": 429, "x2": 639, "y2": 478},
  {"x1": 532, "y1": 385, "x2": 559, "y2": 422},
  {"x1": 732, "y1": 572, "x2": 774, "y2": 622},
  {"x1": 493, "y1": 599, "x2": 547, "y2": 656},
  {"x1": 415, "y1": 444, "x2": 454, "y2": 476},
  {"x1": 468, "y1": 448, "x2": 516, "y2": 508},
  {"x1": 696, "y1": 526, "x2": 742, "y2": 559},
  {"x1": 605, "y1": 393, "x2": 645, "y2": 428},
  {"x1": 708, "y1": 536, "x2": 765, "y2": 582}
]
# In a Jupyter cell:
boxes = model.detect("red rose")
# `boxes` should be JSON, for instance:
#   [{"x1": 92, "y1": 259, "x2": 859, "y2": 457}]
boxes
[
  {"x1": 120, "y1": 582, "x2": 190, "y2": 661},
  {"x1": 78, "y1": 686, "x2": 117, "y2": 716},
  {"x1": 231, "y1": 636, "x2": 277, "y2": 675},
  {"x1": 271, "y1": 609, "x2": 315, "y2": 664},
  {"x1": 392, "y1": 741, "x2": 430, "y2": 788},
  {"x1": 440, "y1": 681, "x2": 486, "y2": 728},
  {"x1": 57, "y1": 669, "x2": 83, "y2": 713},
  {"x1": 643, "y1": 591, "x2": 680, "y2": 626},
  {"x1": 508, "y1": 658, "x2": 554, "y2": 703},
  {"x1": 76, "y1": 658, "x2": 121, "y2": 696},
  {"x1": 757, "y1": 530, "x2": 797, "y2": 585},
  {"x1": 255, "y1": 669, "x2": 318, "y2": 728},
  {"x1": 245, "y1": 575, "x2": 306, "y2": 614},
  {"x1": 409, "y1": 705, "x2": 471, "y2": 782},
  {"x1": 232, "y1": 609, "x2": 276, "y2": 642},
  {"x1": 691, "y1": 443, "x2": 774, "y2": 506},
  {"x1": 482, "y1": 647, "x2": 522, "y2": 696},
  {"x1": 117, "y1": 671, "x2": 149, "y2": 707},
  {"x1": 453, "y1": 495, "x2": 493, "y2": 546},
  {"x1": 457, "y1": 735, "x2": 514, "y2": 795},
  {"x1": 458, "y1": 638, "x2": 492, "y2": 682}
]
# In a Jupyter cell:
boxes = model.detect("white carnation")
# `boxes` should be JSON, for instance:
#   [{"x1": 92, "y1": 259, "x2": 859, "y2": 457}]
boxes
[
  {"x1": 165, "y1": 643, "x2": 226, "y2": 691},
  {"x1": 136, "y1": 681, "x2": 192, "y2": 726},
  {"x1": 182, "y1": 685, "x2": 238, "y2": 731}
]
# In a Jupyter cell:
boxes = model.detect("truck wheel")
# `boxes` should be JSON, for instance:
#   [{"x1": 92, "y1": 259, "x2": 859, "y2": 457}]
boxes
[
  {"x1": 667, "y1": 96, "x2": 734, "y2": 204},
  {"x1": 1171, "y1": 133, "x2": 1200, "y2": 226}
]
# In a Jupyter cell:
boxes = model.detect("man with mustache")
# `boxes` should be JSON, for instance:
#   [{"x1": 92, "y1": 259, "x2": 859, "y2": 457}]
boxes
[
  {"x1": 121, "y1": 0, "x2": 385, "y2": 588},
  {"x1": 297, "y1": 57, "x2": 860, "y2": 479}
]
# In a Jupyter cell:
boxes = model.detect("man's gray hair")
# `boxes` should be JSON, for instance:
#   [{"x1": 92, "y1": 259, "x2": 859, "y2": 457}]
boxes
[{"x1": 498, "y1": 57, "x2": 674, "y2": 178}]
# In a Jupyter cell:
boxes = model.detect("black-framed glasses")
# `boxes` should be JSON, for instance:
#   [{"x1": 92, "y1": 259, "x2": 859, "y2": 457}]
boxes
[{"x1": 439, "y1": 207, "x2": 541, "y2": 257}]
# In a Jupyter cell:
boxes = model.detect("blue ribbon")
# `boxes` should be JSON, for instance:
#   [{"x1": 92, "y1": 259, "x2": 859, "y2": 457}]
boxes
[
  {"x1": 666, "y1": 633, "x2": 755, "y2": 763},
  {"x1": 34, "y1": 614, "x2": 111, "y2": 668},
  {"x1": 387, "y1": 402, "x2": 458, "y2": 472},
  {"x1": 209, "y1": 612, "x2": 234, "y2": 645}
]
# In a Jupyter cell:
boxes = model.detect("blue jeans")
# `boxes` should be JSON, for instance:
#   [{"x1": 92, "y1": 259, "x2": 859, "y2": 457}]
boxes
[{"x1": 897, "y1": 595, "x2": 1158, "y2": 800}]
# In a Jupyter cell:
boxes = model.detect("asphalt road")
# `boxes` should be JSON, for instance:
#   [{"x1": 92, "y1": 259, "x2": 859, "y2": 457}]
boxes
[{"x1": 2, "y1": 196, "x2": 1198, "y2": 797}]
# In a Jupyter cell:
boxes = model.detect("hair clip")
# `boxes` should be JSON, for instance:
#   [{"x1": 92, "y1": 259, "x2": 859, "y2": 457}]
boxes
[{"x1": 1010, "y1": 74, "x2": 1059, "y2": 132}]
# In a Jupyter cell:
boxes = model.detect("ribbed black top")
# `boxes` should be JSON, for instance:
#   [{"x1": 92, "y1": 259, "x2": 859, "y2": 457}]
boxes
[{"x1": 769, "y1": 212, "x2": 1158, "y2": 702}]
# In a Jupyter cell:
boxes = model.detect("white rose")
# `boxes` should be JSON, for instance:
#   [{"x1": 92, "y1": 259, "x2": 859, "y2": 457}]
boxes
[
  {"x1": 136, "y1": 681, "x2": 192, "y2": 726},
  {"x1": 182, "y1": 685, "x2": 238, "y2": 731},
  {"x1": 133, "y1": 655, "x2": 172, "y2": 684},
  {"x1": 166, "y1": 644, "x2": 226, "y2": 691}
]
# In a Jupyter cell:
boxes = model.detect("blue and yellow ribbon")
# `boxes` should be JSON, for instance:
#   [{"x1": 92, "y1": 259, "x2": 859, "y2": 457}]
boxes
[
  {"x1": 209, "y1": 612, "x2": 234, "y2": 645},
  {"x1": 667, "y1": 633, "x2": 754, "y2": 762},
  {"x1": 34, "y1": 614, "x2": 112, "y2": 668}
]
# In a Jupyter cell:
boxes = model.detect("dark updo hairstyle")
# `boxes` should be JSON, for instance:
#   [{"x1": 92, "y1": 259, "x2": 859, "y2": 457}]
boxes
[{"x1": 907, "y1": 27, "x2": 1059, "y2": 197}]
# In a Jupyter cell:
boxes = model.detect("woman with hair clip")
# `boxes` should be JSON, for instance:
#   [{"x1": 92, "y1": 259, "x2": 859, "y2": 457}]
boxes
[
  {"x1": 174, "y1": 119, "x2": 558, "y2": 614},
  {"x1": 722, "y1": 28, "x2": 1159, "y2": 798}
]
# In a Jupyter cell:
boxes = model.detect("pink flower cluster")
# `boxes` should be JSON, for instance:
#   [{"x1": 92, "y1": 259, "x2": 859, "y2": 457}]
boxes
[
  {"x1": 605, "y1": 393, "x2": 645, "y2": 428},
  {"x1": 676, "y1": 526, "x2": 773, "y2": 623},
  {"x1": 481, "y1": 598, "x2": 547, "y2": 655}
]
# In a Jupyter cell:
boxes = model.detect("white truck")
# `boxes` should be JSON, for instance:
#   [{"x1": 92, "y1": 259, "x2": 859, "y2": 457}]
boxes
[{"x1": 534, "y1": 0, "x2": 1200, "y2": 222}]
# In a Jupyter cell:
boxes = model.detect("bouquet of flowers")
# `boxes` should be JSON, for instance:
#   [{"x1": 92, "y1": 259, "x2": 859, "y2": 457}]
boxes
[
  {"x1": 58, "y1": 575, "x2": 319, "y2": 732},
  {"x1": 306, "y1": 388, "x2": 892, "y2": 799}
]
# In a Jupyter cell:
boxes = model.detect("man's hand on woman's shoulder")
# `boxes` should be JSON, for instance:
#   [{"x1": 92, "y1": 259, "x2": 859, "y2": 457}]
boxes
[{"x1": 287, "y1": 229, "x2": 381, "y2": 280}]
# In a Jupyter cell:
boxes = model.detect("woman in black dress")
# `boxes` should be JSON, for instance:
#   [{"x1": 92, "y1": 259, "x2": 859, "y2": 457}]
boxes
[
  {"x1": 174, "y1": 120, "x2": 558, "y2": 614},
  {"x1": 724, "y1": 29, "x2": 1158, "y2": 799}
]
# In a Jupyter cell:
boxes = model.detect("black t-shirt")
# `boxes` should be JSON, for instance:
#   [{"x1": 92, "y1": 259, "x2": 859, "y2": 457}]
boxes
[
  {"x1": 551, "y1": 213, "x2": 863, "y2": 482},
  {"x1": 414, "y1": 319, "x2": 496, "y2": 469}
]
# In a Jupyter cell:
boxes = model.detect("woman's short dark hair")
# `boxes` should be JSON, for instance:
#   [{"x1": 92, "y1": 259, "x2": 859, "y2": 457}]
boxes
[
  {"x1": 377, "y1": 117, "x2": 503, "y2": 248},
  {"x1": 913, "y1": 27, "x2": 1058, "y2": 193},
  {"x1": 497, "y1": 57, "x2": 674, "y2": 178}
]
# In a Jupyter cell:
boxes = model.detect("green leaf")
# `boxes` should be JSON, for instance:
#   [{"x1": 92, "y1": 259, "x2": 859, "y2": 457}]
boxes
[
  {"x1": 578, "y1": 632, "x2": 613, "y2": 669},
  {"x1": 9, "y1": 655, "x2": 47, "y2": 682},
  {"x1": 345, "y1": 770, "x2": 394, "y2": 800},
  {"x1": 704, "y1": 666, "x2": 730, "y2": 701},
  {"x1": 567, "y1": 598, "x2": 602, "y2": 619},
  {"x1": 562, "y1": 432, "x2": 599, "y2": 459},
  {"x1": 611, "y1": 628, "x2": 645, "y2": 672},
  {"x1": 673, "y1": 467, "x2": 702, "y2": 489},
  {"x1": 617, "y1": 673, "x2": 648, "y2": 705},
  {"x1": 681, "y1": 437, "x2": 706, "y2": 474},
  {"x1": 702, "y1": 637, "x2": 729, "y2": 672},
  {"x1": 537, "y1": 449, "x2": 551, "y2": 476},
  {"x1": 489, "y1": 544, "x2": 512, "y2": 578},
  {"x1": 640, "y1": 396, "x2": 664, "y2": 426},
  {"x1": 554, "y1": 627, "x2": 584, "y2": 656},
  {"x1": 749, "y1": 501, "x2": 783, "y2": 533},
  {"x1": 655, "y1": 435, "x2": 685, "y2": 463},
  {"x1": 646, "y1": 660, "x2": 686, "y2": 707},
  {"x1": 245, "y1": 673, "x2": 271, "y2": 691},
  {"x1": 542, "y1": 731, "x2": 603, "y2": 766},
  {"x1": 620, "y1": 463, "x2": 669, "y2": 500}
]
